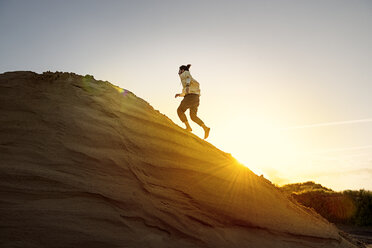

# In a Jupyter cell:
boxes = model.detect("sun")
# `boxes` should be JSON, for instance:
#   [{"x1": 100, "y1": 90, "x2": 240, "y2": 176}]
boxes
[{"x1": 215, "y1": 114, "x2": 301, "y2": 182}]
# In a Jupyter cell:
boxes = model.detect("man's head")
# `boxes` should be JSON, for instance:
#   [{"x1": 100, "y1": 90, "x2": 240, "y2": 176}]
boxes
[{"x1": 179, "y1": 64, "x2": 191, "y2": 74}]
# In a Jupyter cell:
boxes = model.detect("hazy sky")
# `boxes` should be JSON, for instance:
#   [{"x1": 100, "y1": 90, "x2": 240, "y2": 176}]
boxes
[{"x1": 1, "y1": 0, "x2": 371, "y2": 190}]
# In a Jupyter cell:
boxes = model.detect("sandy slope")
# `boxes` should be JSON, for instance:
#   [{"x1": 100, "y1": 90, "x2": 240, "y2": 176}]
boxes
[{"x1": 0, "y1": 71, "x2": 363, "y2": 248}]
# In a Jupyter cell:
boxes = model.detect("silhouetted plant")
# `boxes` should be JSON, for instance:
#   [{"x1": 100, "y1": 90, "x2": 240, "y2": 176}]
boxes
[{"x1": 281, "y1": 182, "x2": 372, "y2": 226}]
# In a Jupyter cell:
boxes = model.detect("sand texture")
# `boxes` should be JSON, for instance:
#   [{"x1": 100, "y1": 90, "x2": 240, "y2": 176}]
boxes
[{"x1": 0, "y1": 71, "x2": 364, "y2": 248}]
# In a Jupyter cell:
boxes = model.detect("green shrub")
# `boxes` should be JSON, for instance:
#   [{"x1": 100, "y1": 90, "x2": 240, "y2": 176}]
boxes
[{"x1": 281, "y1": 182, "x2": 372, "y2": 226}]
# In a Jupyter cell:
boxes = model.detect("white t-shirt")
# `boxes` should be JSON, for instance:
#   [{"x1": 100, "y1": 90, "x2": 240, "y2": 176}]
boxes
[{"x1": 179, "y1": 71, "x2": 201, "y2": 96}]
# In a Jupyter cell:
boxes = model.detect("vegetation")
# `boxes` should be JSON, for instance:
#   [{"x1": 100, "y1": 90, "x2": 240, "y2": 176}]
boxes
[
  {"x1": 280, "y1": 182, "x2": 372, "y2": 226},
  {"x1": 280, "y1": 181, "x2": 333, "y2": 194}
]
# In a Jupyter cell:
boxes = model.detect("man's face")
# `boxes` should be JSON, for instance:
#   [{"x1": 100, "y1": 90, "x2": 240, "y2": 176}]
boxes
[{"x1": 178, "y1": 69, "x2": 184, "y2": 75}]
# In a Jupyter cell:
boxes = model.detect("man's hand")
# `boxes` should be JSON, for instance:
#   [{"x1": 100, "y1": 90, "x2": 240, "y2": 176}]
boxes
[{"x1": 175, "y1": 93, "x2": 181, "y2": 98}]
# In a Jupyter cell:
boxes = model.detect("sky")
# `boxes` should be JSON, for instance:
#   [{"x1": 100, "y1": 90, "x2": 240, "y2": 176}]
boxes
[{"x1": 1, "y1": 0, "x2": 371, "y2": 191}]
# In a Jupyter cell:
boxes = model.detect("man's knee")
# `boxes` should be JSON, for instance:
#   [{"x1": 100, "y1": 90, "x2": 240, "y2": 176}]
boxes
[
  {"x1": 177, "y1": 106, "x2": 187, "y2": 122},
  {"x1": 190, "y1": 110, "x2": 199, "y2": 122},
  {"x1": 190, "y1": 109, "x2": 204, "y2": 126},
  {"x1": 177, "y1": 106, "x2": 185, "y2": 115}
]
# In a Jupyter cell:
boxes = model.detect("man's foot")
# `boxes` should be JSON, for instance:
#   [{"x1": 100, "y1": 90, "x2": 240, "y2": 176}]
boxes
[
  {"x1": 203, "y1": 126, "x2": 210, "y2": 139},
  {"x1": 184, "y1": 121, "x2": 192, "y2": 132}
]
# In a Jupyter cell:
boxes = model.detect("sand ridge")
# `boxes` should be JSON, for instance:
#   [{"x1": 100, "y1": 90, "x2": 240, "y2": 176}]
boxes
[{"x1": 0, "y1": 71, "x2": 364, "y2": 248}]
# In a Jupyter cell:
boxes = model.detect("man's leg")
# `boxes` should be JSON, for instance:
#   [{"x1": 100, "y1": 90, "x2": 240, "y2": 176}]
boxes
[
  {"x1": 177, "y1": 99, "x2": 192, "y2": 131},
  {"x1": 190, "y1": 106, "x2": 210, "y2": 139},
  {"x1": 189, "y1": 106, "x2": 204, "y2": 126}
]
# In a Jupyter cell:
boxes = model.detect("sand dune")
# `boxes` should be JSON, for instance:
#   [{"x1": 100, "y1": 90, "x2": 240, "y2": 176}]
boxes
[{"x1": 0, "y1": 71, "x2": 364, "y2": 248}]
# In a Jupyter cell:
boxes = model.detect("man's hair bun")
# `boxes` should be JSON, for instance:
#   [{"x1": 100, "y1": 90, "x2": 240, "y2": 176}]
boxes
[{"x1": 179, "y1": 64, "x2": 191, "y2": 71}]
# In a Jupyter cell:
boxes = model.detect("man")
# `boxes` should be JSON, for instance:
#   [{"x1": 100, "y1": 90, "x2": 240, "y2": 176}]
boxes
[{"x1": 175, "y1": 64, "x2": 210, "y2": 139}]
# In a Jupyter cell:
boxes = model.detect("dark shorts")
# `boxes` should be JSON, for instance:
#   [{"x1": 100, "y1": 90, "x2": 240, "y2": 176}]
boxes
[
  {"x1": 178, "y1": 94, "x2": 200, "y2": 111},
  {"x1": 177, "y1": 94, "x2": 204, "y2": 126}
]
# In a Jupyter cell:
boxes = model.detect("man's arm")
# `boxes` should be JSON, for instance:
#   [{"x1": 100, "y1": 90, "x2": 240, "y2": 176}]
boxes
[
  {"x1": 175, "y1": 75, "x2": 191, "y2": 98},
  {"x1": 185, "y1": 76, "x2": 191, "y2": 94},
  {"x1": 175, "y1": 90, "x2": 187, "y2": 98}
]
